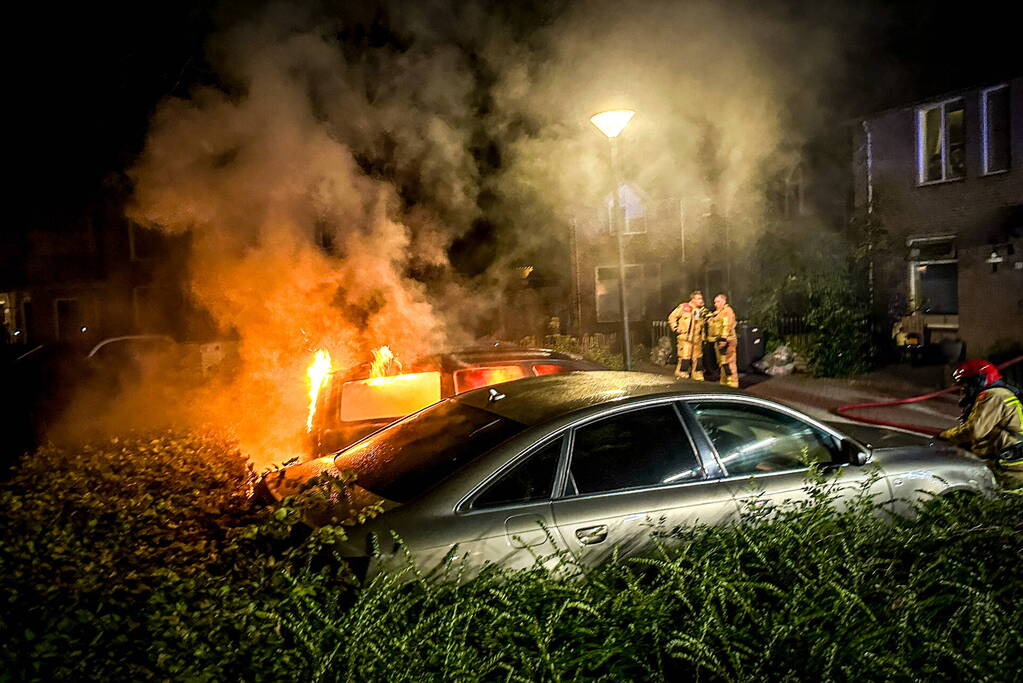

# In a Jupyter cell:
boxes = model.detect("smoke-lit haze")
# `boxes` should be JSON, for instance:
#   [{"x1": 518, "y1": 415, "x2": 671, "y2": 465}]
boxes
[{"x1": 117, "y1": 0, "x2": 855, "y2": 464}]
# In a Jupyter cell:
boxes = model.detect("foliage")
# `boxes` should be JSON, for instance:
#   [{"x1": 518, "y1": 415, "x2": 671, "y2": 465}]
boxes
[
  {"x1": 282, "y1": 482, "x2": 1023, "y2": 681},
  {"x1": 523, "y1": 333, "x2": 625, "y2": 370},
  {"x1": 0, "y1": 433, "x2": 374, "y2": 681},
  {"x1": 745, "y1": 218, "x2": 880, "y2": 377},
  {"x1": 3, "y1": 433, "x2": 1022, "y2": 680}
]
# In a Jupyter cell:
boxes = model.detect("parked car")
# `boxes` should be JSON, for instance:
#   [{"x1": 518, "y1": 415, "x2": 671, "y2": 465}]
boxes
[
  {"x1": 308, "y1": 343, "x2": 605, "y2": 456},
  {"x1": 258, "y1": 371, "x2": 998, "y2": 581}
]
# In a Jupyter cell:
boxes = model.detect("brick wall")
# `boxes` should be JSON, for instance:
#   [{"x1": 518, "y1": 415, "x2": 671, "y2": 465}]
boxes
[{"x1": 854, "y1": 77, "x2": 1023, "y2": 356}]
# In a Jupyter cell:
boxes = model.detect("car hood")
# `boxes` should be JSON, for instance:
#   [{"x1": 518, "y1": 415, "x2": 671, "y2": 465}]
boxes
[{"x1": 824, "y1": 421, "x2": 936, "y2": 450}]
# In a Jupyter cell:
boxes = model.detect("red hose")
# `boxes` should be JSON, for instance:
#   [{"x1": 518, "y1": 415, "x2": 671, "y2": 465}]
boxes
[{"x1": 833, "y1": 355, "x2": 1023, "y2": 436}]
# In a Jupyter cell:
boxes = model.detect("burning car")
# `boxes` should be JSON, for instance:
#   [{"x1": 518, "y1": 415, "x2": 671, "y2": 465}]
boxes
[{"x1": 307, "y1": 343, "x2": 605, "y2": 457}]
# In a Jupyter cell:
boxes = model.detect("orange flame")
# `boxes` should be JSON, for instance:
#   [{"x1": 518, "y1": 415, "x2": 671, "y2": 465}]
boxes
[
  {"x1": 306, "y1": 349, "x2": 333, "y2": 432},
  {"x1": 369, "y1": 345, "x2": 403, "y2": 379}
]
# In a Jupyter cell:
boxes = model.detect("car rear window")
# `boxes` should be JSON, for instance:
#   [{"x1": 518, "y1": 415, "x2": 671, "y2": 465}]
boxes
[
  {"x1": 339, "y1": 371, "x2": 442, "y2": 422},
  {"x1": 453, "y1": 365, "x2": 528, "y2": 394},
  {"x1": 333, "y1": 399, "x2": 528, "y2": 503}
]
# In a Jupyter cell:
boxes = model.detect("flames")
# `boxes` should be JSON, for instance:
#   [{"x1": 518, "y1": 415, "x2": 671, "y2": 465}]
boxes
[
  {"x1": 369, "y1": 345, "x2": 402, "y2": 379},
  {"x1": 306, "y1": 349, "x2": 333, "y2": 432}
]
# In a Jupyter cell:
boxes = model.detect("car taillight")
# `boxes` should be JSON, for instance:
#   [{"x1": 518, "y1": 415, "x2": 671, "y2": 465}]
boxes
[
  {"x1": 532, "y1": 363, "x2": 569, "y2": 376},
  {"x1": 453, "y1": 366, "x2": 528, "y2": 393}
]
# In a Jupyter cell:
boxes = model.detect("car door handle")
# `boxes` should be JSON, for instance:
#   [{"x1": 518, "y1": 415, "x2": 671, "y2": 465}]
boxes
[{"x1": 575, "y1": 525, "x2": 608, "y2": 545}]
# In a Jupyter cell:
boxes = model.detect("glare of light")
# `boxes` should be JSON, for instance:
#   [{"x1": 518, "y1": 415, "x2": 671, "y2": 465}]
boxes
[
  {"x1": 80, "y1": 326, "x2": 88, "y2": 333},
  {"x1": 590, "y1": 110, "x2": 635, "y2": 138},
  {"x1": 306, "y1": 349, "x2": 333, "y2": 432},
  {"x1": 13, "y1": 330, "x2": 21, "y2": 336}
]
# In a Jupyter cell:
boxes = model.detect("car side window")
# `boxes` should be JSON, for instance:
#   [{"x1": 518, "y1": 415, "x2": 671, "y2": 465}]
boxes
[
  {"x1": 691, "y1": 402, "x2": 838, "y2": 476},
  {"x1": 567, "y1": 405, "x2": 703, "y2": 496},
  {"x1": 472, "y1": 438, "x2": 563, "y2": 509}
]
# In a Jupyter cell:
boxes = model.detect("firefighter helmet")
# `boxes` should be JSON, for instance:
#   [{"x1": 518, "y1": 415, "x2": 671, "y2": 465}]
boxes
[{"x1": 952, "y1": 360, "x2": 1001, "y2": 388}]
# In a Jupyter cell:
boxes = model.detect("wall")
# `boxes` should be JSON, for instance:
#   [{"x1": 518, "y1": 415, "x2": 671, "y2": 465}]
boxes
[{"x1": 854, "y1": 77, "x2": 1023, "y2": 356}]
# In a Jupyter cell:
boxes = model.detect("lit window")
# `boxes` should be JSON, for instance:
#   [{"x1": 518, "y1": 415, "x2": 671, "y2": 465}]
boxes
[
  {"x1": 918, "y1": 99, "x2": 965, "y2": 183},
  {"x1": 982, "y1": 85, "x2": 1011, "y2": 174},
  {"x1": 595, "y1": 265, "x2": 659, "y2": 323}
]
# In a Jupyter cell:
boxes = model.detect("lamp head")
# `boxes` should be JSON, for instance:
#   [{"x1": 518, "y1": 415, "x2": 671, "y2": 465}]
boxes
[{"x1": 590, "y1": 110, "x2": 635, "y2": 138}]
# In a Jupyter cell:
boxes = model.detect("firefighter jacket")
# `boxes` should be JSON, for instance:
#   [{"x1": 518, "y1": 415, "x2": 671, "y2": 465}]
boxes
[
  {"x1": 939, "y1": 386, "x2": 1023, "y2": 457},
  {"x1": 668, "y1": 303, "x2": 706, "y2": 344},
  {"x1": 707, "y1": 305, "x2": 737, "y2": 341}
]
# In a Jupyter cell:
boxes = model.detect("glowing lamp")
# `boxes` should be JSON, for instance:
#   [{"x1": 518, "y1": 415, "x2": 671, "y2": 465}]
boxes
[{"x1": 589, "y1": 110, "x2": 635, "y2": 138}]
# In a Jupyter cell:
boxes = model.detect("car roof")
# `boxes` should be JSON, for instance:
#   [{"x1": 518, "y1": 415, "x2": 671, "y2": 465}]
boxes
[
  {"x1": 454, "y1": 371, "x2": 739, "y2": 425},
  {"x1": 437, "y1": 347, "x2": 591, "y2": 369},
  {"x1": 328, "y1": 344, "x2": 595, "y2": 379},
  {"x1": 86, "y1": 335, "x2": 175, "y2": 359}
]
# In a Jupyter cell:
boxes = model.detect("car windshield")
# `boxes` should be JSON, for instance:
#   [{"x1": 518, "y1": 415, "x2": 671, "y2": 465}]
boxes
[{"x1": 332, "y1": 399, "x2": 528, "y2": 503}]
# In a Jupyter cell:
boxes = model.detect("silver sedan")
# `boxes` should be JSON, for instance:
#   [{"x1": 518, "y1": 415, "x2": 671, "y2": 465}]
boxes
[{"x1": 257, "y1": 372, "x2": 999, "y2": 580}]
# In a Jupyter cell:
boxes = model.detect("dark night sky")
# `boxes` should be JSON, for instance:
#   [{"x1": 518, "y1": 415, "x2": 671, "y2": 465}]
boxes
[{"x1": 13, "y1": 0, "x2": 1020, "y2": 226}]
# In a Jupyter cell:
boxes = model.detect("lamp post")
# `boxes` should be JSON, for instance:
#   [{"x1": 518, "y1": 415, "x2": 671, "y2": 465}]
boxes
[{"x1": 590, "y1": 109, "x2": 635, "y2": 370}]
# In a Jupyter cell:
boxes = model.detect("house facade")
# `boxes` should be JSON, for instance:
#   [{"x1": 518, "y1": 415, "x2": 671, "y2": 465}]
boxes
[
  {"x1": 1, "y1": 197, "x2": 201, "y2": 351},
  {"x1": 852, "y1": 77, "x2": 1023, "y2": 357},
  {"x1": 569, "y1": 184, "x2": 733, "y2": 347}
]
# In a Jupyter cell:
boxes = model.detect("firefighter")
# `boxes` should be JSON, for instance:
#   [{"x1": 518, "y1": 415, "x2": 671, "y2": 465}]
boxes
[
  {"x1": 938, "y1": 360, "x2": 1023, "y2": 469},
  {"x1": 707, "y1": 293, "x2": 739, "y2": 387},
  {"x1": 668, "y1": 291, "x2": 707, "y2": 380}
]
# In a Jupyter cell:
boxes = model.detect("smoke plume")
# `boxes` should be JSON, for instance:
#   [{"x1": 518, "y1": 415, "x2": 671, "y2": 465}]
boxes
[{"x1": 118, "y1": 0, "x2": 857, "y2": 463}]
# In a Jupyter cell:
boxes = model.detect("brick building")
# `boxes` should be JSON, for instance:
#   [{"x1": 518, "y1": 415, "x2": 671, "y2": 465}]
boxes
[
  {"x1": 0, "y1": 196, "x2": 199, "y2": 350},
  {"x1": 851, "y1": 77, "x2": 1023, "y2": 357},
  {"x1": 568, "y1": 183, "x2": 737, "y2": 347}
]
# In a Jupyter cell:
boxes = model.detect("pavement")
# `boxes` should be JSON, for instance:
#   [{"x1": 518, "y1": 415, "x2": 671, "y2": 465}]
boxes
[{"x1": 634, "y1": 359, "x2": 961, "y2": 433}]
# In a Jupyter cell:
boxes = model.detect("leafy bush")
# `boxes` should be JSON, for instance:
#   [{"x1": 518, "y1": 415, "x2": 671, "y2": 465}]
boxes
[
  {"x1": 283, "y1": 484, "x2": 1023, "y2": 681},
  {"x1": 745, "y1": 219, "x2": 879, "y2": 377},
  {"x1": 2, "y1": 433, "x2": 1021, "y2": 680},
  {"x1": 0, "y1": 433, "x2": 368, "y2": 681},
  {"x1": 524, "y1": 333, "x2": 625, "y2": 370}
]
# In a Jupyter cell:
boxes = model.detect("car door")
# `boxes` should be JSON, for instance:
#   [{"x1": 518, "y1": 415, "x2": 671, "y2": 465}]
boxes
[
  {"x1": 424, "y1": 436, "x2": 568, "y2": 576},
  {"x1": 685, "y1": 399, "x2": 891, "y2": 515},
  {"x1": 550, "y1": 402, "x2": 735, "y2": 568}
]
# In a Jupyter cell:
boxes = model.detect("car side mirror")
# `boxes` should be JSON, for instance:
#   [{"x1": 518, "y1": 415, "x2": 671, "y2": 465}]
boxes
[{"x1": 839, "y1": 438, "x2": 870, "y2": 466}]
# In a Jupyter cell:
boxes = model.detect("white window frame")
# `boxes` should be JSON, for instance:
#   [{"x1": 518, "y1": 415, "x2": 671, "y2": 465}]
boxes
[
  {"x1": 623, "y1": 213, "x2": 647, "y2": 235},
  {"x1": 917, "y1": 98, "x2": 965, "y2": 185},
  {"x1": 906, "y1": 235, "x2": 958, "y2": 314},
  {"x1": 981, "y1": 84, "x2": 1011, "y2": 176},
  {"x1": 783, "y1": 164, "x2": 807, "y2": 217}
]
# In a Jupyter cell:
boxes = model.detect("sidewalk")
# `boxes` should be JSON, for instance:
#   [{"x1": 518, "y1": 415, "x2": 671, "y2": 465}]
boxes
[{"x1": 634, "y1": 360, "x2": 959, "y2": 432}]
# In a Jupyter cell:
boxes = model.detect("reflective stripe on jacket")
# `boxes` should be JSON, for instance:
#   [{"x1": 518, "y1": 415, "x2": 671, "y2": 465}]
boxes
[{"x1": 940, "y1": 387, "x2": 1023, "y2": 457}]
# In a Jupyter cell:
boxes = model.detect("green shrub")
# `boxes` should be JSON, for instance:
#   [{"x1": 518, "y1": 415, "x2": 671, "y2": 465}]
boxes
[
  {"x1": 282, "y1": 484, "x2": 1023, "y2": 681},
  {"x1": 0, "y1": 433, "x2": 369, "y2": 681},
  {"x1": 2, "y1": 433, "x2": 1021, "y2": 680}
]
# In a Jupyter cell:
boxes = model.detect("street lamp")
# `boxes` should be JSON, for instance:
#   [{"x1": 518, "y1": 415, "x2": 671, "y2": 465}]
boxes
[{"x1": 590, "y1": 109, "x2": 635, "y2": 370}]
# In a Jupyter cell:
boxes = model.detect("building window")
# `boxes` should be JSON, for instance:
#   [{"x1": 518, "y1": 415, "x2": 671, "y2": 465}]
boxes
[
  {"x1": 624, "y1": 214, "x2": 647, "y2": 235},
  {"x1": 918, "y1": 99, "x2": 965, "y2": 183},
  {"x1": 908, "y1": 236, "x2": 958, "y2": 314},
  {"x1": 982, "y1": 85, "x2": 1011, "y2": 175},
  {"x1": 595, "y1": 264, "x2": 660, "y2": 323},
  {"x1": 54, "y1": 298, "x2": 85, "y2": 341},
  {"x1": 128, "y1": 222, "x2": 164, "y2": 260}
]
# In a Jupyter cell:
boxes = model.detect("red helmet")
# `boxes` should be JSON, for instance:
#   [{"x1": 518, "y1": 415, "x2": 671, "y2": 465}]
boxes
[{"x1": 952, "y1": 360, "x2": 1001, "y2": 387}]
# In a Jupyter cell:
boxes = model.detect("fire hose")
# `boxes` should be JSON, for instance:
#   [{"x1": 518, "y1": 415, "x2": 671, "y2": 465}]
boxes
[{"x1": 833, "y1": 355, "x2": 1023, "y2": 436}]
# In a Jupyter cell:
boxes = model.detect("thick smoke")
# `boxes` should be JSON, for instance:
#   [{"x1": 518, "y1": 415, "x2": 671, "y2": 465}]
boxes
[{"x1": 121, "y1": 0, "x2": 852, "y2": 464}]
